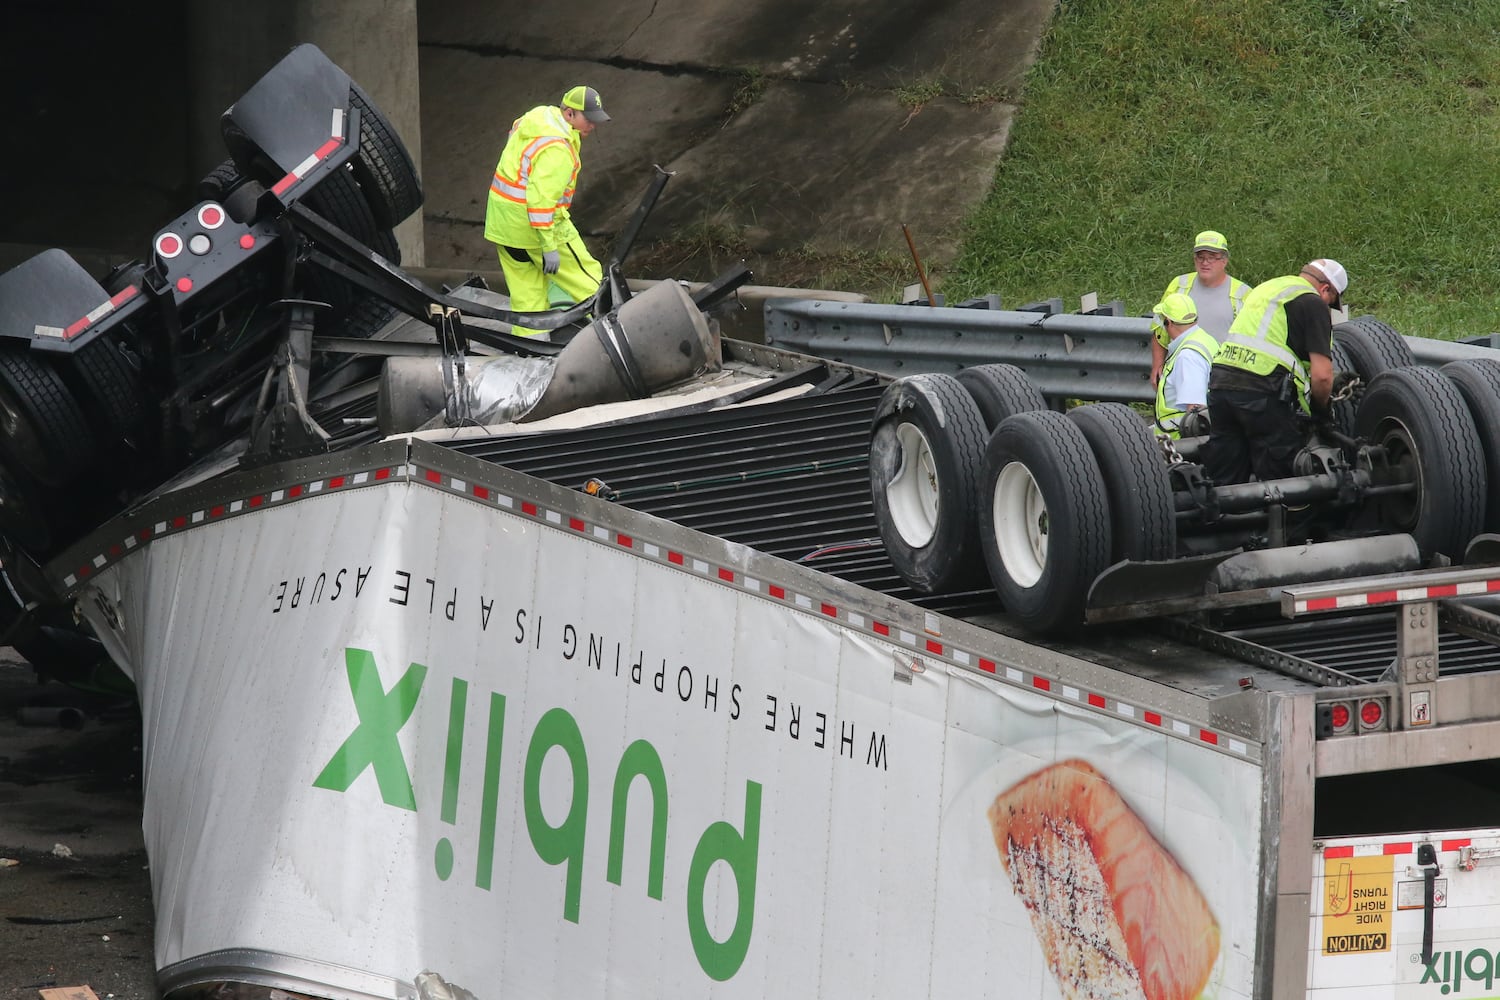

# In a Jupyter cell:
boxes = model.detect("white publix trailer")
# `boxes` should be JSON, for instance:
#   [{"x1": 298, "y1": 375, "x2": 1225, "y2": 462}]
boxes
[
  {"x1": 12, "y1": 36, "x2": 1500, "y2": 1000},
  {"x1": 42, "y1": 338, "x2": 1500, "y2": 1000}
]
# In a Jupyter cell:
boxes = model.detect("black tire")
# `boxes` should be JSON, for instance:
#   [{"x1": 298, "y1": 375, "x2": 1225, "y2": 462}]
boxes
[
  {"x1": 349, "y1": 81, "x2": 424, "y2": 228},
  {"x1": 979, "y1": 410, "x2": 1111, "y2": 634},
  {"x1": 334, "y1": 294, "x2": 400, "y2": 340},
  {"x1": 60, "y1": 338, "x2": 150, "y2": 448},
  {"x1": 1327, "y1": 338, "x2": 1359, "y2": 438},
  {"x1": 0, "y1": 349, "x2": 94, "y2": 489},
  {"x1": 955, "y1": 363, "x2": 1047, "y2": 431},
  {"x1": 0, "y1": 350, "x2": 98, "y2": 557},
  {"x1": 303, "y1": 165, "x2": 400, "y2": 264},
  {"x1": 1441, "y1": 358, "x2": 1500, "y2": 533},
  {"x1": 195, "y1": 158, "x2": 248, "y2": 203},
  {"x1": 196, "y1": 158, "x2": 265, "y2": 225},
  {"x1": 301, "y1": 166, "x2": 401, "y2": 330},
  {"x1": 1355, "y1": 366, "x2": 1485, "y2": 559},
  {"x1": 1067, "y1": 402, "x2": 1175, "y2": 561},
  {"x1": 101, "y1": 259, "x2": 146, "y2": 297},
  {"x1": 869, "y1": 374, "x2": 988, "y2": 593},
  {"x1": 1334, "y1": 315, "x2": 1415, "y2": 380}
]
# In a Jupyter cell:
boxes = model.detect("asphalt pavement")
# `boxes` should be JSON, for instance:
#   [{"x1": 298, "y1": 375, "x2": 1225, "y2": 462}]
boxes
[{"x1": 0, "y1": 656, "x2": 156, "y2": 1000}]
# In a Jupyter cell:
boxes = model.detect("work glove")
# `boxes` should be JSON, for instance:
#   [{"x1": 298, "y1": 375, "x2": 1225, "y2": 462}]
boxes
[{"x1": 542, "y1": 250, "x2": 560, "y2": 274}]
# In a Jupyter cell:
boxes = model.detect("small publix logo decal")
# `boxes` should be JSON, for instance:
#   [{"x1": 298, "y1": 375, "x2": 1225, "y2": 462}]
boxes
[
  {"x1": 311, "y1": 647, "x2": 761, "y2": 981},
  {"x1": 1418, "y1": 947, "x2": 1500, "y2": 994}
]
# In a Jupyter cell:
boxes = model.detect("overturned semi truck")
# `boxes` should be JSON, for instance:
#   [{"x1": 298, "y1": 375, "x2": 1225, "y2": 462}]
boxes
[{"x1": 8, "y1": 42, "x2": 1500, "y2": 1000}]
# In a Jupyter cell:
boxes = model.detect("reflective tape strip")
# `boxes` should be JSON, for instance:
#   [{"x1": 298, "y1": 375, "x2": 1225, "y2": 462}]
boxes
[
  {"x1": 271, "y1": 126, "x2": 347, "y2": 197},
  {"x1": 490, "y1": 175, "x2": 526, "y2": 202},
  {"x1": 1325, "y1": 839, "x2": 1471, "y2": 858},
  {"x1": 1222, "y1": 282, "x2": 1315, "y2": 382},
  {"x1": 61, "y1": 459, "x2": 1259, "y2": 762},
  {"x1": 1294, "y1": 578, "x2": 1500, "y2": 613},
  {"x1": 495, "y1": 134, "x2": 579, "y2": 225},
  {"x1": 1220, "y1": 331, "x2": 1302, "y2": 375},
  {"x1": 54, "y1": 284, "x2": 141, "y2": 340}
]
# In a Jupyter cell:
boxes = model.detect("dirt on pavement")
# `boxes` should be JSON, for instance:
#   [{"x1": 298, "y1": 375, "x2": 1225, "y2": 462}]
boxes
[{"x1": 0, "y1": 656, "x2": 156, "y2": 1000}]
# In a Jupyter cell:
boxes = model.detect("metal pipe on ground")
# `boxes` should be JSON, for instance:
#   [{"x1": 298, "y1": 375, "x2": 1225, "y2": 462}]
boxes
[{"x1": 16, "y1": 706, "x2": 86, "y2": 729}]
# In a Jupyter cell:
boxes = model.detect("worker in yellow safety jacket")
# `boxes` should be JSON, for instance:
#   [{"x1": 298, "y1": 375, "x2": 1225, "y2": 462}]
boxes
[
  {"x1": 1151, "y1": 230, "x2": 1251, "y2": 387},
  {"x1": 1153, "y1": 292, "x2": 1219, "y2": 438},
  {"x1": 484, "y1": 86, "x2": 610, "y2": 337},
  {"x1": 1202, "y1": 259, "x2": 1347, "y2": 485}
]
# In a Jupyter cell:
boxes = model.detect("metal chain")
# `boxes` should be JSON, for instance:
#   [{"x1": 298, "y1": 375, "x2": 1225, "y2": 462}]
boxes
[
  {"x1": 1330, "y1": 374, "x2": 1361, "y2": 403},
  {"x1": 1155, "y1": 429, "x2": 1185, "y2": 465}
]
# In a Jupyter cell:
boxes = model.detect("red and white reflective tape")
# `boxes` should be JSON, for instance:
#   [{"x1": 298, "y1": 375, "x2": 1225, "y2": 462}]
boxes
[
  {"x1": 412, "y1": 466, "x2": 1254, "y2": 759},
  {"x1": 1324, "y1": 839, "x2": 1472, "y2": 858},
  {"x1": 62, "y1": 464, "x2": 401, "y2": 588},
  {"x1": 65, "y1": 457, "x2": 1256, "y2": 760},
  {"x1": 1294, "y1": 578, "x2": 1500, "y2": 614},
  {"x1": 35, "y1": 284, "x2": 142, "y2": 342},
  {"x1": 271, "y1": 109, "x2": 347, "y2": 197}
]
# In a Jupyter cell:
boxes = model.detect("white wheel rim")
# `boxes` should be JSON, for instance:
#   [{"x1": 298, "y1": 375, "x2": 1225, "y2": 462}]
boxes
[
  {"x1": 992, "y1": 460, "x2": 1048, "y2": 588},
  {"x1": 886, "y1": 422, "x2": 941, "y2": 548}
]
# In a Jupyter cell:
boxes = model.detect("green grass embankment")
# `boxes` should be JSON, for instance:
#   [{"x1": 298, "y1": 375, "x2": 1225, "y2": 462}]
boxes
[{"x1": 944, "y1": 0, "x2": 1500, "y2": 340}]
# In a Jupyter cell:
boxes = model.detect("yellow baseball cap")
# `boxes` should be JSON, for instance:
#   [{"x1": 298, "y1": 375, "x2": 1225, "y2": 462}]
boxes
[
  {"x1": 1153, "y1": 291, "x2": 1198, "y2": 325},
  {"x1": 562, "y1": 85, "x2": 610, "y2": 124},
  {"x1": 1193, "y1": 230, "x2": 1229, "y2": 253}
]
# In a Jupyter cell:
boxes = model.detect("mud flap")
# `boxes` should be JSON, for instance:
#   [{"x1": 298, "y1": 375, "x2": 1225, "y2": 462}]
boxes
[{"x1": 1085, "y1": 551, "x2": 1240, "y2": 623}]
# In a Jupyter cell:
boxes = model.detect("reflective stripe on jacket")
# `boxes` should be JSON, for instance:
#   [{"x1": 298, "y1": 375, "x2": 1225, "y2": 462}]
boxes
[
  {"x1": 1155, "y1": 326, "x2": 1220, "y2": 435},
  {"x1": 484, "y1": 105, "x2": 582, "y2": 252},
  {"x1": 1170, "y1": 271, "x2": 1250, "y2": 310},
  {"x1": 1213, "y1": 275, "x2": 1319, "y2": 408}
]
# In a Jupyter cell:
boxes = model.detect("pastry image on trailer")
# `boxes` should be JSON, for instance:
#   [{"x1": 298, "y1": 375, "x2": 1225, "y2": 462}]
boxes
[{"x1": 987, "y1": 758, "x2": 1220, "y2": 1000}]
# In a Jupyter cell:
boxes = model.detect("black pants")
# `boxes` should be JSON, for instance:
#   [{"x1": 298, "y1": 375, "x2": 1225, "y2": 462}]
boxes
[{"x1": 1203, "y1": 388, "x2": 1306, "y2": 485}]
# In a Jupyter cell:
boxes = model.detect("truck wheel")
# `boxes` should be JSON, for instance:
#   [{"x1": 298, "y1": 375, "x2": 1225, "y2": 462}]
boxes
[
  {"x1": 1356, "y1": 366, "x2": 1485, "y2": 559},
  {"x1": 195, "y1": 159, "x2": 247, "y2": 203},
  {"x1": 869, "y1": 374, "x2": 988, "y2": 593},
  {"x1": 979, "y1": 410, "x2": 1111, "y2": 634},
  {"x1": 0, "y1": 350, "x2": 98, "y2": 557},
  {"x1": 301, "y1": 166, "x2": 401, "y2": 328},
  {"x1": 101, "y1": 259, "x2": 146, "y2": 297},
  {"x1": 304, "y1": 165, "x2": 401, "y2": 264},
  {"x1": 1327, "y1": 339, "x2": 1360, "y2": 438},
  {"x1": 1067, "y1": 402, "x2": 1175, "y2": 561},
  {"x1": 195, "y1": 159, "x2": 265, "y2": 225},
  {"x1": 954, "y1": 363, "x2": 1046, "y2": 431},
  {"x1": 334, "y1": 294, "x2": 399, "y2": 340},
  {"x1": 0, "y1": 349, "x2": 94, "y2": 489},
  {"x1": 62, "y1": 338, "x2": 150, "y2": 450},
  {"x1": 1441, "y1": 358, "x2": 1500, "y2": 532},
  {"x1": 1334, "y1": 315, "x2": 1415, "y2": 380},
  {"x1": 349, "y1": 81, "x2": 424, "y2": 228}
]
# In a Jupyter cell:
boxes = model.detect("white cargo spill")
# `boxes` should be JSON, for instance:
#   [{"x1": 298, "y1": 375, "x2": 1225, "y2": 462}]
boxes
[{"x1": 75, "y1": 444, "x2": 1263, "y2": 1000}]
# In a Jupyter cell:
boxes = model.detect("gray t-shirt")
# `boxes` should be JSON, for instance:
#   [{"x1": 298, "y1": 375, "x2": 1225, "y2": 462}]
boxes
[{"x1": 1169, "y1": 273, "x2": 1239, "y2": 339}]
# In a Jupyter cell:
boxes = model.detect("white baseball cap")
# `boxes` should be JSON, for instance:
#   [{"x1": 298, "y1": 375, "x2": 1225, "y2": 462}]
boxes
[{"x1": 1304, "y1": 258, "x2": 1348, "y2": 308}]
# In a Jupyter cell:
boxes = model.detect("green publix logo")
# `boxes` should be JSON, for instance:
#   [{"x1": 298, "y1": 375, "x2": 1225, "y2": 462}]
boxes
[
  {"x1": 1420, "y1": 948, "x2": 1500, "y2": 994},
  {"x1": 310, "y1": 647, "x2": 761, "y2": 982}
]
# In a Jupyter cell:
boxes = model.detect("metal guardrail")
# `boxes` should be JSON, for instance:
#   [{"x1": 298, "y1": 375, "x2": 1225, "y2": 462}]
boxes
[
  {"x1": 763, "y1": 297, "x2": 1156, "y2": 402},
  {"x1": 763, "y1": 297, "x2": 1499, "y2": 402}
]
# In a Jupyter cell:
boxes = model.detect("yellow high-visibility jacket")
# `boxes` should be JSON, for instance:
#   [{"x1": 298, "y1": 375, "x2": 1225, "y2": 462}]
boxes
[{"x1": 484, "y1": 105, "x2": 582, "y2": 253}]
